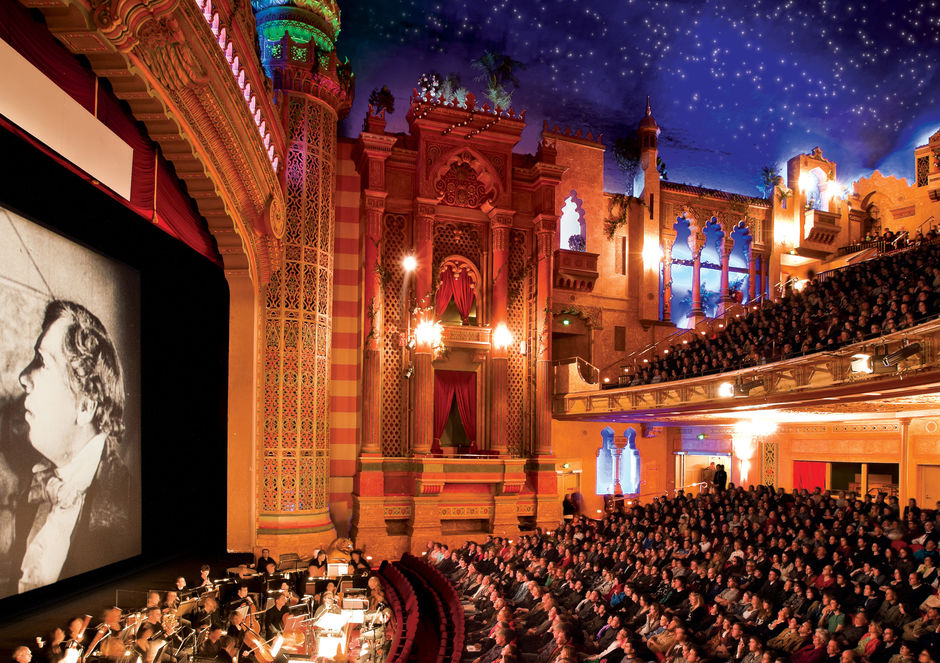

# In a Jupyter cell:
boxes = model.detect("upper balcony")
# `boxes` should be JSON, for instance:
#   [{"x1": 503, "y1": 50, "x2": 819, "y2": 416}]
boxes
[
  {"x1": 803, "y1": 209, "x2": 841, "y2": 246},
  {"x1": 554, "y1": 319, "x2": 940, "y2": 422},
  {"x1": 554, "y1": 249, "x2": 599, "y2": 292}
]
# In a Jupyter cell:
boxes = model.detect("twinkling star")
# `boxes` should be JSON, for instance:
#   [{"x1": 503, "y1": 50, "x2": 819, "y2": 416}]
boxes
[{"x1": 338, "y1": 0, "x2": 940, "y2": 194}]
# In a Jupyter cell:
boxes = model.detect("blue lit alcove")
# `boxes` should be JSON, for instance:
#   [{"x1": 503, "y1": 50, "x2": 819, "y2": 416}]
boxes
[
  {"x1": 670, "y1": 216, "x2": 693, "y2": 328},
  {"x1": 701, "y1": 217, "x2": 723, "y2": 318},
  {"x1": 729, "y1": 221, "x2": 752, "y2": 303}
]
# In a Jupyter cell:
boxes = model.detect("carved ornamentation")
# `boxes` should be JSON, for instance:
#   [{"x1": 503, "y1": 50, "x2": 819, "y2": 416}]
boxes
[
  {"x1": 435, "y1": 160, "x2": 493, "y2": 208},
  {"x1": 135, "y1": 15, "x2": 208, "y2": 91}
]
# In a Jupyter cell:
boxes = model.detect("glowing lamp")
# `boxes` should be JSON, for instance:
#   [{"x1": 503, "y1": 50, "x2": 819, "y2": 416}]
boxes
[
  {"x1": 718, "y1": 382, "x2": 735, "y2": 398},
  {"x1": 402, "y1": 254, "x2": 417, "y2": 272},
  {"x1": 603, "y1": 377, "x2": 611, "y2": 383},
  {"x1": 798, "y1": 172, "x2": 814, "y2": 192},
  {"x1": 414, "y1": 318, "x2": 442, "y2": 348},
  {"x1": 642, "y1": 240, "x2": 663, "y2": 267},
  {"x1": 492, "y1": 323, "x2": 513, "y2": 350},
  {"x1": 562, "y1": 319, "x2": 570, "y2": 326},
  {"x1": 793, "y1": 279, "x2": 809, "y2": 292}
]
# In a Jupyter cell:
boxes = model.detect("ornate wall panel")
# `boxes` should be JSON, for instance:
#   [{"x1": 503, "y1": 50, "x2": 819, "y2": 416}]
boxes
[
  {"x1": 381, "y1": 214, "x2": 407, "y2": 456},
  {"x1": 507, "y1": 229, "x2": 530, "y2": 457},
  {"x1": 433, "y1": 222, "x2": 483, "y2": 273},
  {"x1": 261, "y1": 96, "x2": 335, "y2": 515}
]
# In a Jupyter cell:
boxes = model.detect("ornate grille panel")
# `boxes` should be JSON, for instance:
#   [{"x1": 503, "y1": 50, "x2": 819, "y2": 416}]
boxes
[
  {"x1": 506, "y1": 229, "x2": 530, "y2": 457},
  {"x1": 381, "y1": 214, "x2": 407, "y2": 456},
  {"x1": 433, "y1": 222, "x2": 482, "y2": 273},
  {"x1": 526, "y1": 254, "x2": 538, "y2": 456},
  {"x1": 261, "y1": 96, "x2": 335, "y2": 513},
  {"x1": 917, "y1": 156, "x2": 930, "y2": 187}
]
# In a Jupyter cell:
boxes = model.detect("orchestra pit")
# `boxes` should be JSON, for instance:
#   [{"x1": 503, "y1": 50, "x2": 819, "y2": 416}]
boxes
[{"x1": 1, "y1": 0, "x2": 940, "y2": 661}]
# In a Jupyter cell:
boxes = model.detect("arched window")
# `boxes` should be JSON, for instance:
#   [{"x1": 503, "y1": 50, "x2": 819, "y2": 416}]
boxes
[
  {"x1": 700, "y1": 217, "x2": 724, "y2": 318},
  {"x1": 596, "y1": 427, "x2": 617, "y2": 495},
  {"x1": 435, "y1": 258, "x2": 480, "y2": 325},
  {"x1": 670, "y1": 216, "x2": 694, "y2": 328},
  {"x1": 730, "y1": 222, "x2": 752, "y2": 304},
  {"x1": 559, "y1": 191, "x2": 586, "y2": 252}
]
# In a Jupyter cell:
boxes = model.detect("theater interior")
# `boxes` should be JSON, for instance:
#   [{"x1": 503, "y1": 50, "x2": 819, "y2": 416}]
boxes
[{"x1": 1, "y1": 0, "x2": 940, "y2": 661}]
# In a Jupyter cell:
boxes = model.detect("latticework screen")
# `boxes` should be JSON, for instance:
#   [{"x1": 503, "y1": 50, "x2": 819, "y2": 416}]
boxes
[
  {"x1": 433, "y1": 221, "x2": 483, "y2": 272},
  {"x1": 261, "y1": 96, "x2": 334, "y2": 513},
  {"x1": 507, "y1": 229, "x2": 530, "y2": 457},
  {"x1": 381, "y1": 214, "x2": 407, "y2": 456}
]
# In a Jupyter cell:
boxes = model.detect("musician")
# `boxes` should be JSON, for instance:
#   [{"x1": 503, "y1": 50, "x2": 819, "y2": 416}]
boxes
[
  {"x1": 137, "y1": 608, "x2": 162, "y2": 638},
  {"x1": 12, "y1": 646, "x2": 32, "y2": 663},
  {"x1": 226, "y1": 585, "x2": 255, "y2": 620},
  {"x1": 261, "y1": 561, "x2": 277, "y2": 580},
  {"x1": 226, "y1": 611, "x2": 248, "y2": 645},
  {"x1": 195, "y1": 598, "x2": 224, "y2": 630},
  {"x1": 307, "y1": 551, "x2": 327, "y2": 577},
  {"x1": 256, "y1": 549, "x2": 275, "y2": 571},
  {"x1": 40, "y1": 627, "x2": 66, "y2": 663},
  {"x1": 360, "y1": 592, "x2": 392, "y2": 663},
  {"x1": 90, "y1": 608, "x2": 124, "y2": 661},
  {"x1": 349, "y1": 550, "x2": 370, "y2": 574},
  {"x1": 198, "y1": 627, "x2": 224, "y2": 659},
  {"x1": 163, "y1": 591, "x2": 180, "y2": 611},
  {"x1": 145, "y1": 592, "x2": 162, "y2": 610},
  {"x1": 174, "y1": 577, "x2": 187, "y2": 593},
  {"x1": 197, "y1": 566, "x2": 212, "y2": 589},
  {"x1": 214, "y1": 636, "x2": 237, "y2": 663},
  {"x1": 262, "y1": 593, "x2": 289, "y2": 640},
  {"x1": 64, "y1": 617, "x2": 88, "y2": 651},
  {"x1": 131, "y1": 626, "x2": 154, "y2": 663},
  {"x1": 12, "y1": 301, "x2": 133, "y2": 594}
]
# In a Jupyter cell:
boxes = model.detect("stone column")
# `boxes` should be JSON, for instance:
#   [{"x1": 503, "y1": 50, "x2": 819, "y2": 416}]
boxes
[
  {"x1": 718, "y1": 241, "x2": 732, "y2": 315},
  {"x1": 415, "y1": 200, "x2": 436, "y2": 309},
  {"x1": 413, "y1": 340, "x2": 435, "y2": 455},
  {"x1": 534, "y1": 218, "x2": 555, "y2": 455},
  {"x1": 662, "y1": 246, "x2": 672, "y2": 321},
  {"x1": 490, "y1": 211, "x2": 513, "y2": 454},
  {"x1": 689, "y1": 242, "x2": 705, "y2": 324},
  {"x1": 252, "y1": 0, "x2": 352, "y2": 550},
  {"x1": 748, "y1": 249, "x2": 758, "y2": 302},
  {"x1": 899, "y1": 418, "x2": 912, "y2": 504},
  {"x1": 361, "y1": 193, "x2": 386, "y2": 455}
]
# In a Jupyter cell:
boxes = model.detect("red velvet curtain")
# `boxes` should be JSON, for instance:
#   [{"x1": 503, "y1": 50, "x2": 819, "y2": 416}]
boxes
[
  {"x1": 433, "y1": 370, "x2": 477, "y2": 446},
  {"x1": 435, "y1": 267, "x2": 475, "y2": 323},
  {"x1": 0, "y1": 1, "x2": 221, "y2": 266},
  {"x1": 793, "y1": 461, "x2": 826, "y2": 491}
]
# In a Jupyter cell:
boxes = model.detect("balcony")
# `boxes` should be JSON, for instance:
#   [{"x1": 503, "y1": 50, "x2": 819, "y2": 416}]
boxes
[
  {"x1": 441, "y1": 323, "x2": 491, "y2": 349},
  {"x1": 554, "y1": 249, "x2": 599, "y2": 292},
  {"x1": 554, "y1": 319, "x2": 940, "y2": 421},
  {"x1": 803, "y1": 209, "x2": 841, "y2": 245}
]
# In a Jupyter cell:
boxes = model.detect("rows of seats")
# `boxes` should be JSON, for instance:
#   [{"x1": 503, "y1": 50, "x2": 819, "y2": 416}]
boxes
[
  {"x1": 378, "y1": 560, "x2": 420, "y2": 663},
  {"x1": 400, "y1": 553, "x2": 467, "y2": 663}
]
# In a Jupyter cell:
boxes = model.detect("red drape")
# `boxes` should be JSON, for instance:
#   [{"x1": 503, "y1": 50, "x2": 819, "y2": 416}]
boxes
[
  {"x1": 435, "y1": 267, "x2": 475, "y2": 323},
  {"x1": 433, "y1": 370, "x2": 477, "y2": 447},
  {"x1": 0, "y1": 0, "x2": 221, "y2": 266},
  {"x1": 793, "y1": 461, "x2": 826, "y2": 491}
]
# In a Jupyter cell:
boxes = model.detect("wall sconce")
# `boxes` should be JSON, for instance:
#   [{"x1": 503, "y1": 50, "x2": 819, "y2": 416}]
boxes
[
  {"x1": 492, "y1": 322, "x2": 514, "y2": 350},
  {"x1": 413, "y1": 318, "x2": 443, "y2": 349}
]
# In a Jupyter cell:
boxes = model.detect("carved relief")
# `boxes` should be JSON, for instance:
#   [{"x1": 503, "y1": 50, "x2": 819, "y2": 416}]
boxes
[
  {"x1": 435, "y1": 161, "x2": 493, "y2": 208},
  {"x1": 135, "y1": 16, "x2": 208, "y2": 91}
]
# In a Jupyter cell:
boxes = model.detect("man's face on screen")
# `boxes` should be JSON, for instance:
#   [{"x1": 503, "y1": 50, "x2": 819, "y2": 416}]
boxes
[{"x1": 19, "y1": 317, "x2": 88, "y2": 466}]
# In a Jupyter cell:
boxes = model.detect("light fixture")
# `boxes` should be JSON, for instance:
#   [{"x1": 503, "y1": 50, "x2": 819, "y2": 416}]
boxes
[
  {"x1": 492, "y1": 323, "x2": 513, "y2": 350},
  {"x1": 792, "y1": 279, "x2": 809, "y2": 292},
  {"x1": 642, "y1": 240, "x2": 663, "y2": 267},
  {"x1": 562, "y1": 462, "x2": 571, "y2": 469},
  {"x1": 603, "y1": 377, "x2": 611, "y2": 383},
  {"x1": 798, "y1": 172, "x2": 814, "y2": 192},
  {"x1": 402, "y1": 254, "x2": 417, "y2": 272},
  {"x1": 850, "y1": 353, "x2": 873, "y2": 374},
  {"x1": 736, "y1": 377, "x2": 764, "y2": 396},
  {"x1": 697, "y1": 433, "x2": 707, "y2": 440},
  {"x1": 882, "y1": 342, "x2": 921, "y2": 367},
  {"x1": 562, "y1": 319, "x2": 570, "y2": 326},
  {"x1": 414, "y1": 318, "x2": 443, "y2": 348},
  {"x1": 718, "y1": 382, "x2": 735, "y2": 398}
]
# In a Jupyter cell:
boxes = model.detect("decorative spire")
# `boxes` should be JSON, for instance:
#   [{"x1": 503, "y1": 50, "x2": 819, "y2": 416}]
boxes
[{"x1": 646, "y1": 95, "x2": 652, "y2": 117}]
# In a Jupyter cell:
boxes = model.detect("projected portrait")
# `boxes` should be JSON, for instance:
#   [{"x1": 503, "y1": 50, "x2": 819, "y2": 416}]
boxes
[{"x1": 0, "y1": 205, "x2": 141, "y2": 598}]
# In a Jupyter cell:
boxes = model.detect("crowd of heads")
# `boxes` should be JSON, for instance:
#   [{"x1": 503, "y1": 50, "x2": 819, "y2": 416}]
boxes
[
  {"x1": 629, "y1": 237, "x2": 940, "y2": 387},
  {"x1": 431, "y1": 485, "x2": 940, "y2": 663}
]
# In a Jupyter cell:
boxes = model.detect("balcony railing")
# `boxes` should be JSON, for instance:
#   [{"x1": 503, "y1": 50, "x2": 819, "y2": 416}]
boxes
[{"x1": 555, "y1": 318, "x2": 940, "y2": 418}]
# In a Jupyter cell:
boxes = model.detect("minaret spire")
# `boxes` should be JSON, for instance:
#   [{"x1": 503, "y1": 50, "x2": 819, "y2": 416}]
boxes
[{"x1": 646, "y1": 95, "x2": 651, "y2": 116}]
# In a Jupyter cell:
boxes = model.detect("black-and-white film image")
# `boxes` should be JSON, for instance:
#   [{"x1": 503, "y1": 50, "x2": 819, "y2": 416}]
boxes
[{"x1": 0, "y1": 204, "x2": 141, "y2": 599}]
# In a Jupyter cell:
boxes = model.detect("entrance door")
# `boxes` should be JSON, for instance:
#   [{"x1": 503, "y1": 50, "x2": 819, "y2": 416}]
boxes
[{"x1": 920, "y1": 466, "x2": 940, "y2": 506}]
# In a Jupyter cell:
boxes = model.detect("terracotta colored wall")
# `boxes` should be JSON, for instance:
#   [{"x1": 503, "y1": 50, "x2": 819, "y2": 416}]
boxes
[{"x1": 853, "y1": 171, "x2": 940, "y2": 235}]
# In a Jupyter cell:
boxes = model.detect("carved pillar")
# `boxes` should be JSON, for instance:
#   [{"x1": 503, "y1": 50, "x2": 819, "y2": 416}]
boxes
[
  {"x1": 415, "y1": 200, "x2": 436, "y2": 308},
  {"x1": 718, "y1": 241, "x2": 732, "y2": 315},
  {"x1": 361, "y1": 193, "x2": 386, "y2": 455},
  {"x1": 490, "y1": 212, "x2": 512, "y2": 454},
  {"x1": 690, "y1": 242, "x2": 705, "y2": 323},
  {"x1": 662, "y1": 246, "x2": 672, "y2": 321},
  {"x1": 413, "y1": 341, "x2": 435, "y2": 455},
  {"x1": 748, "y1": 249, "x2": 758, "y2": 302},
  {"x1": 253, "y1": 0, "x2": 351, "y2": 549},
  {"x1": 535, "y1": 220, "x2": 555, "y2": 456}
]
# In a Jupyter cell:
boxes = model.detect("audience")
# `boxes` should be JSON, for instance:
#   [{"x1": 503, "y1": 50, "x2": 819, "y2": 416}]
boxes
[
  {"x1": 437, "y1": 485, "x2": 940, "y2": 662},
  {"x1": 625, "y1": 236, "x2": 940, "y2": 387}
]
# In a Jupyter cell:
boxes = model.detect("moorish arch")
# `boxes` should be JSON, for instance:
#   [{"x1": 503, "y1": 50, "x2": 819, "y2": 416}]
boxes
[{"x1": 429, "y1": 148, "x2": 503, "y2": 208}]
